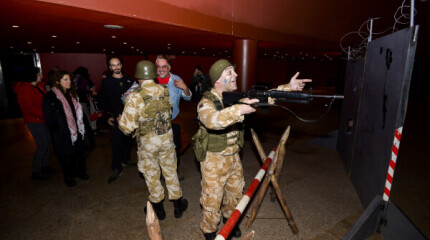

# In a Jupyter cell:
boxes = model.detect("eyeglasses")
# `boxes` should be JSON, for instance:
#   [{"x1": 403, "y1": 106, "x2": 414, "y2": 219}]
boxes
[{"x1": 156, "y1": 65, "x2": 169, "y2": 70}]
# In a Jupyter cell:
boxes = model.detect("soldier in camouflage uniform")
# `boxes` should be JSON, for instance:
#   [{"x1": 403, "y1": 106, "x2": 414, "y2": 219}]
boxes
[
  {"x1": 195, "y1": 59, "x2": 311, "y2": 240},
  {"x1": 119, "y1": 60, "x2": 188, "y2": 220}
]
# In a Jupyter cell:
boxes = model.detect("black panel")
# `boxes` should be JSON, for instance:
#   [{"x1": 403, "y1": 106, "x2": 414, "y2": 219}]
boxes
[
  {"x1": 338, "y1": 58, "x2": 365, "y2": 173},
  {"x1": 350, "y1": 27, "x2": 417, "y2": 207}
]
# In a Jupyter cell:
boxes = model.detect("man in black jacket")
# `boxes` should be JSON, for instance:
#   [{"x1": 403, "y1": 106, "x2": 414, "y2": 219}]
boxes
[{"x1": 99, "y1": 56, "x2": 135, "y2": 183}]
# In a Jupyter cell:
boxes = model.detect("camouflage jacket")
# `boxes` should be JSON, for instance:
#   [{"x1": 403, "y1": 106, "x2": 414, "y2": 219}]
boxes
[
  {"x1": 119, "y1": 80, "x2": 172, "y2": 136},
  {"x1": 197, "y1": 89, "x2": 244, "y2": 155}
]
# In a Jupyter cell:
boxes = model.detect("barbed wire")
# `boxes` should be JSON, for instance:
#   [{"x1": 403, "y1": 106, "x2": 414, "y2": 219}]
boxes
[{"x1": 339, "y1": 0, "x2": 417, "y2": 60}]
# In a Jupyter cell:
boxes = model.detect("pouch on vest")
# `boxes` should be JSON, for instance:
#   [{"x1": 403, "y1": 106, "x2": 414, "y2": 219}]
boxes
[{"x1": 192, "y1": 127, "x2": 209, "y2": 162}]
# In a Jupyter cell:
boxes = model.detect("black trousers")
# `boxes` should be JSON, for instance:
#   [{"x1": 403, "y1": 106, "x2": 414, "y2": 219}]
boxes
[
  {"x1": 58, "y1": 136, "x2": 86, "y2": 179},
  {"x1": 111, "y1": 125, "x2": 132, "y2": 171},
  {"x1": 171, "y1": 123, "x2": 181, "y2": 166}
]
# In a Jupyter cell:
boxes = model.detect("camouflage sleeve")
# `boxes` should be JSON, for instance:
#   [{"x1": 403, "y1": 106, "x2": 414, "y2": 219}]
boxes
[
  {"x1": 276, "y1": 83, "x2": 291, "y2": 91},
  {"x1": 119, "y1": 92, "x2": 141, "y2": 135},
  {"x1": 197, "y1": 97, "x2": 244, "y2": 130}
]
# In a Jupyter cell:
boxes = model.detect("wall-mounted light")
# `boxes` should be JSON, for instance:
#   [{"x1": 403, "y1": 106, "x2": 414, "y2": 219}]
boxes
[
  {"x1": 123, "y1": 42, "x2": 127, "y2": 45},
  {"x1": 27, "y1": 41, "x2": 32, "y2": 44},
  {"x1": 76, "y1": 42, "x2": 80, "y2": 44},
  {"x1": 12, "y1": 25, "x2": 19, "y2": 28},
  {"x1": 111, "y1": 36, "x2": 116, "y2": 38},
  {"x1": 104, "y1": 25, "x2": 123, "y2": 29},
  {"x1": 52, "y1": 35, "x2": 57, "y2": 38}
]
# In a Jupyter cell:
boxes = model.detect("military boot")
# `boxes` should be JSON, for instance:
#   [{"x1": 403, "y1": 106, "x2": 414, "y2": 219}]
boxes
[
  {"x1": 173, "y1": 197, "x2": 188, "y2": 218},
  {"x1": 223, "y1": 217, "x2": 241, "y2": 238},
  {"x1": 203, "y1": 232, "x2": 217, "y2": 240},
  {"x1": 144, "y1": 200, "x2": 166, "y2": 220}
]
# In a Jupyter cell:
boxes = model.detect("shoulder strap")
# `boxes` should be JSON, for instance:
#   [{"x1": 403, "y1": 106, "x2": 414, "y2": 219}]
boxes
[
  {"x1": 203, "y1": 91, "x2": 223, "y2": 111},
  {"x1": 34, "y1": 85, "x2": 46, "y2": 95}
]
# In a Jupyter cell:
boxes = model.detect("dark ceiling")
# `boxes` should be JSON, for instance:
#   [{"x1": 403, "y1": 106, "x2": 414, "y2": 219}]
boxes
[{"x1": 0, "y1": 0, "x2": 429, "y2": 60}]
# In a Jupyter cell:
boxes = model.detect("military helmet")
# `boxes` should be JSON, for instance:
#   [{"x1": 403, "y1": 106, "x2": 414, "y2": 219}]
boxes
[
  {"x1": 135, "y1": 60, "x2": 157, "y2": 80},
  {"x1": 209, "y1": 59, "x2": 234, "y2": 85}
]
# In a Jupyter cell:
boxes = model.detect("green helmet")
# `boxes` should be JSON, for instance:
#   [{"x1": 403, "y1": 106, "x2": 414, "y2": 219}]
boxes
[
  {"x1": 209, "y1": 59, "x2": 234, "y2": 85},
  {"x1": 135, "y1": 60, "x2": 157, "y2": 80}
]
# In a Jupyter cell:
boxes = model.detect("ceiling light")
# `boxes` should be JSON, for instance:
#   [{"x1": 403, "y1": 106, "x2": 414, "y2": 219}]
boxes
[
  {"x1": 12, "y1": 25, "x2": 19, "y2": 28},
  {"x1": 111, "y1": 36, "x2": 116, "y2": 38},
  {"x1": 104, "y1": 25, "x2": 123, "y2": 29},
  {"x1": 131, "y1": 46, "x2": 134, "y2": 49},
  {"x1": 123, "y1": 42, "x2": 127, "y2": 45},
  {"x1": 136, "y1": 49, "x2": 139, "y2": 51},
  {"x1": 182, "y1": 51, "x2": 185, "y2": 54},
  {"x1": 167, "y1": 43, "x2": 171, "y2": 46},
  {"x1": 52, "y1": 35, "x2": 57, "y2": 38},
  {"x1": 27, "y1": 41, "x2": 32, "y2": 44},
  {"x1": 76, "y1": 42, "x2": 80, "y2": 44}
]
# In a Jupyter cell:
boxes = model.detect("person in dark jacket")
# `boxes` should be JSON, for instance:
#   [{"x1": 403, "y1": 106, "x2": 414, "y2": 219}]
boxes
[
  {"x1": 14, "y1": 67, "x2": 52, "y2": 180},
  {"x1": 98, "y1": 56, "x2": 135, "y2": 183},
  {"x1": 43, "y1": 70, "x2": 90, "y2": 187}
]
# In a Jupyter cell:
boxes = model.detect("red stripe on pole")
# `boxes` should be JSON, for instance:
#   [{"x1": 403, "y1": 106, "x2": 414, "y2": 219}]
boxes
[
  {"x1": 392, "y1": 145, "x2": 399, "y2": 155},
  {"x1": 384, "y1": 187, "x2": 390, "y2": 197},
  {"x1": 218, "y1": 210, "x2": 242, "y2": 239},
  {"x1": 245, "y1": 179, "x2": 261, "y2": 198},
  {"x1": 395, "y1": 129, "x2": 402, "y2": 141},
  {"x1": 387, "y1": 173, "x2": 393, "y2": 184},
  {"x1": 389, "y1": 160, "x2": 396, "y2": 169}
]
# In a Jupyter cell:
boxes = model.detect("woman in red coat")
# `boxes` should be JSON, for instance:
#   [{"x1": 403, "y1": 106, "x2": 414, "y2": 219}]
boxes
[{"x1": 14, "y1": 67, "x2": 52, "y2": 180}]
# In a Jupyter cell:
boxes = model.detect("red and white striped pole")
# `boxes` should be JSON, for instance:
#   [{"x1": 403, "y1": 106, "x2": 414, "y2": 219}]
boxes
[
  {"x1": 383, "y1": 127, "x2": 403, "y2": 202},
  {"x1": 215, "y1": 149, "x2": 277, "y2": 240}
]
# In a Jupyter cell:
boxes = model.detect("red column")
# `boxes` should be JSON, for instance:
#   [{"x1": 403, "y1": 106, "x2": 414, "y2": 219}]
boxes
[{"x1": 233, "y1": 39, "x2": 257, "y2": 92}]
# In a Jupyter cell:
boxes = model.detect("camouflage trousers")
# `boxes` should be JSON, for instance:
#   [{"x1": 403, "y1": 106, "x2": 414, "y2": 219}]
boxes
[
  {"x1": 200, "y1": 151, "x2": 245, "y2": 233},
  {"x1": 136, "y1": 129, "x2": 182, "y2": 203}
]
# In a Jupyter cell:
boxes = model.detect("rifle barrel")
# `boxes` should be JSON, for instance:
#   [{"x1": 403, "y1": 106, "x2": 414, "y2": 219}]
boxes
[{"x1": 312, "y1": 94, "x2": 344, "y2": 99}]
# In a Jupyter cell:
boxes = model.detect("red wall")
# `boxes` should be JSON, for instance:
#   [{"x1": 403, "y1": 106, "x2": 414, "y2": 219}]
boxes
[{"x1": 39, "y1": 53, "x2": 107, "y2": 90}]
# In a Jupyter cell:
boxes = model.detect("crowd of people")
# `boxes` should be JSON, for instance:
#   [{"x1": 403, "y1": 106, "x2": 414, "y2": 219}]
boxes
[{"x1": 14, "y1": 56, "x2": 311, "y2": 240}]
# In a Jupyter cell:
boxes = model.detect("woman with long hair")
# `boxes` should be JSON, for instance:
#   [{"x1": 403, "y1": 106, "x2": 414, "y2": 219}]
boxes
[{"x1": 43, "y1": 70, "x2": 90, "y2": 187}]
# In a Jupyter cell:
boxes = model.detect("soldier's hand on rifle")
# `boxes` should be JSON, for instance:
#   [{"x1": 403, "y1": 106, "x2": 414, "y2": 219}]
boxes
[
  {"x1": 288, "y1": 72, "x2": 312, "y2": 91},
  {"x1": 238, "y1": 98, "x2": 259, "y2": 115}
]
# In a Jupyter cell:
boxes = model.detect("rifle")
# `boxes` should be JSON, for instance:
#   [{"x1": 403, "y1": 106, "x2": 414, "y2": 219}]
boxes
[{"x1": 222, "y1": 86, "x2": 343, "y2": 106}]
